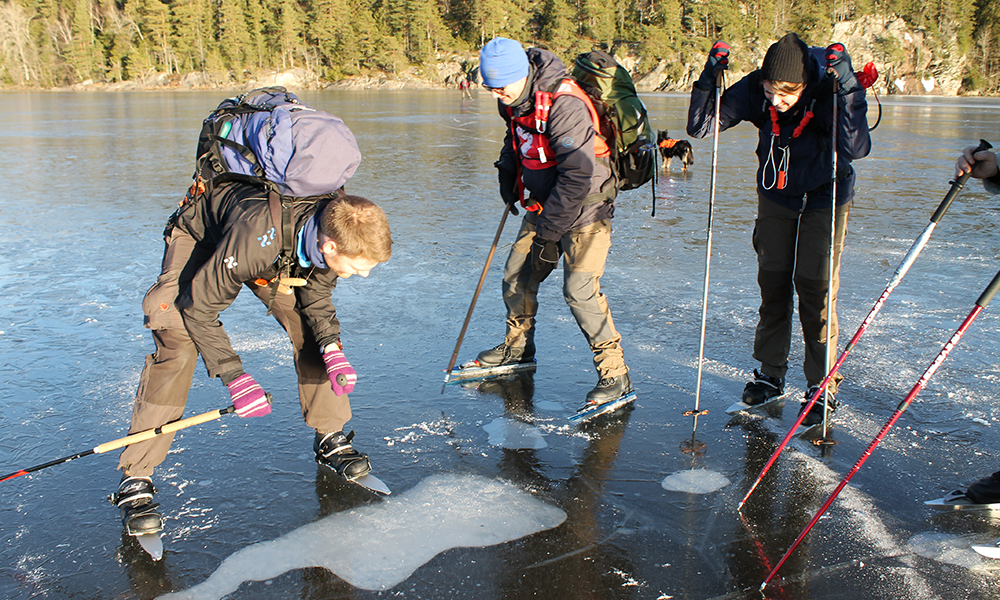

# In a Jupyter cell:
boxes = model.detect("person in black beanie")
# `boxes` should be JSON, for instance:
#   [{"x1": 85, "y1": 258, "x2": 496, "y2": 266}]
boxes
[{"x1": 687, "y1": 33, "x2": 871, "y2": 425}]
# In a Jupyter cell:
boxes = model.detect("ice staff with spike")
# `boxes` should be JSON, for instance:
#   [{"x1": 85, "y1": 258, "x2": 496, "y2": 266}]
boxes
[
  {"x1": 737, "y1": 138, "x2": 993, "y2": 511},
  {"x1": 761, "y1": 266, "x2": 1000, "y2": 591},
  {"x1": 442, "y1": 205, "x2": 512, "y2": 390}
]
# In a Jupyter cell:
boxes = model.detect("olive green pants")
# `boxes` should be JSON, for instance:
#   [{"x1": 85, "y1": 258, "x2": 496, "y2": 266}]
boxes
[
  {"x1": 501, "y1": 214, "x2": 627, "y2": 378},
  {"x1": 117, "y1": 228, "x2": 352, "y2": 477}
]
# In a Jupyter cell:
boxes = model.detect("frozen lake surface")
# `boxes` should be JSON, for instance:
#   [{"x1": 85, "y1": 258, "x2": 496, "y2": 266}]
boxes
[{"x1": 1, "y1": 89, "x2": 1000, "y2": 599}]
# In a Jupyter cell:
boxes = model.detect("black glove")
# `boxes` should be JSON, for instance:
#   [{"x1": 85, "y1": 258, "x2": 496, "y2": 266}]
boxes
[
  {"x1": 826, "y1": 43, "x2": 860, "y2": 95},
  {"x1": 697, "y1": 41, "x2": 730, "y2": 90},
  {"x1": 530, "y1": 238, "x2": 561, "y2": 271},
  {"x1": 496, "y1": 161, "x2": 519, "y2": 215}
]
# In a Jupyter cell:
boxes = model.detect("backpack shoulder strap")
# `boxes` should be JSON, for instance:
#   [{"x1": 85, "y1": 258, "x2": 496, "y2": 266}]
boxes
[{"x1": 264, "y1": 187, "x2": 294, "y2": 316}]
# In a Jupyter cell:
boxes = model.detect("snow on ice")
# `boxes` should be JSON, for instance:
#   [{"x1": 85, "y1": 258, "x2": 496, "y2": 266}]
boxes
[
  {"x1": 660, "y1": 469, "x2": 731, "y2": 494},
  {"x1": 158, "y1": 473, "x2": 566, "y2": 598}
]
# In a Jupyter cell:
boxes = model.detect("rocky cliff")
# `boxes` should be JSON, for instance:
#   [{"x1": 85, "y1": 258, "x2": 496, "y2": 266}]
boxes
[{"x1": 633, "y1": 16, "x2": 971, "y2": 96}]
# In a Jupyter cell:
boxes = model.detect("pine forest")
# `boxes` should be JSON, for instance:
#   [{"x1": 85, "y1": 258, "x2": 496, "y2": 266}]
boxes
[{"x1": 0, "y1": 0, "x2": 998, "y2": 93}]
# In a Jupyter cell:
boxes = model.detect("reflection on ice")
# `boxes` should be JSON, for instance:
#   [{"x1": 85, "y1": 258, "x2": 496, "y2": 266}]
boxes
[
  {"x1": 483, "y1": 417, "x2": 548, "y2": 449},
  {"x1": 660, "y1": 469, "x2": 731, "y2": 494},
  {"x1": 158, "y1": 474, "x2": 566, "y2": 598},
  {"x1": 907, "y1": 532, "x2": 985, "y2": 568}
]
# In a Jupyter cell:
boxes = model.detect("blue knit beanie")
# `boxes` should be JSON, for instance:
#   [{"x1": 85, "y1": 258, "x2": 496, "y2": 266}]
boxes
[{"x1": 479, "y1": 38, "x2": 530, "y2": 88}]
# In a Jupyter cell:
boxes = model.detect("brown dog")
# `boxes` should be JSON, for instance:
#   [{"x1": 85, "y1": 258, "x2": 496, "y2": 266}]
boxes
[{"x1": 657, "y1": 130, "x2": 694, "y2": 171}]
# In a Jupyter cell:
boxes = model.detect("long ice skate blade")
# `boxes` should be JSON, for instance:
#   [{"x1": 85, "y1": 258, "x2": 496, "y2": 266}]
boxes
[
  {"x1": 351, "y1": 473, "x2": 391, "y2": 495},
  {"x1": 972, "y1": 538, "x2": 1000, "y2": 559},
  {"x1": 135, "y1": 533, "x2": 164, "y2": 561},
  {"x1": 925, "y1": 490, "x2": 1000, "y2": 511},
  {"x1": 444, "y1": 360, "x2": 537, "y2": 384},
  {"x1": 569, "y1": 391, "x2": 637, "y2": 423},
  {"x1": 793, "y1": 422, "x2": 826, "y2": 438},
  {"x1": 725, "y1": 394, "x2": 786, "y2": 415}
]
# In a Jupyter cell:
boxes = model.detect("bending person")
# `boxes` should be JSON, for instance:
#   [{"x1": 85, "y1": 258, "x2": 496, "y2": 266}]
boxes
[{"x1": 113, "y1": 183, "x2": 391, "y2": 536}]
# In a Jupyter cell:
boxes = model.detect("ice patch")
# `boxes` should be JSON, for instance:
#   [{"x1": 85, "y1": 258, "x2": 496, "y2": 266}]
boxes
[
  {"x1": 158, "y1": 474, "x2": 566, "y2": 598},
  {"x1": 483, "y1": 417, "x2": 548, "y2": 449},
  {"x1": 661, "y1": 469, "x2": 731, "y2": 494},
  {"x1": 907, "y1": 532, "x2": 983, "y2": 568}
]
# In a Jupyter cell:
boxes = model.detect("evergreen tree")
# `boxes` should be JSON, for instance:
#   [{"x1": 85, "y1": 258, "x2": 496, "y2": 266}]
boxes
[
  {"x1": 65, "y1": 0, "x2": 101, "y2": 81},
  {"x1": 277, "y1": 0, "x2": 305, "y2": 68},
  {"x1": 218, "y1": 0, "x2": 252, "y2": 70},
  {"x1": 581, "y1": 0, "x2": 616, "y2": 45},
  {"x1": 170, "y1": 0, "x2": 212, "y2": 71},
  {"x1": 539, "y1": 0, "x2": 576, "y2": 49}
]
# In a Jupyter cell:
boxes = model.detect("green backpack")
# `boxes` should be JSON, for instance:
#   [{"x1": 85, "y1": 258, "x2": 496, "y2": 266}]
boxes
[{"x1": 572, "y1": 50, "x2": 655, "y2": 191}]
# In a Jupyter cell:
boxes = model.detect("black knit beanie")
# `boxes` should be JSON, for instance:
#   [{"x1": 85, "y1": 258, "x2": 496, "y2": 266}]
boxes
[{"x1": 761, "y1": 32, "x2": 809, "y2": 84}]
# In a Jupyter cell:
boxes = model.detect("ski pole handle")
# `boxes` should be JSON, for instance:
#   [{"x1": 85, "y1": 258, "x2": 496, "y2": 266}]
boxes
[
  {"x1": 932, "y1": 139, "x2": 993, "y2": 223},
  {"x1": 94, "y1": 406, "x2": 236, "y2": 454},
  {"x1": 976, "y1": 268, "x2": 1000, "y2": 309},
  {"x1": 336, "y1": 374, "x2": 348, "y2": 387}
]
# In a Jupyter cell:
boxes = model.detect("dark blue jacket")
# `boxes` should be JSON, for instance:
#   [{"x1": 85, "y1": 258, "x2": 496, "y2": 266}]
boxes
[
  {"x1": 495, "y1": 48, "x2": 616, "y2": 241},
  {"x1": 687, "y1": 48, "x2": 871, "y2": 210}
]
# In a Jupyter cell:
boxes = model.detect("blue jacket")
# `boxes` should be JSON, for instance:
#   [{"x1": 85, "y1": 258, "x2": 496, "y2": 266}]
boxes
[{"x1": 687, "y1": 48, "x2": 871, "y2": 210}]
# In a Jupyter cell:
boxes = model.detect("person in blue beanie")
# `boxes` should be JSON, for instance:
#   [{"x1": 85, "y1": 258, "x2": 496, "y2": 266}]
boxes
[{"x1": 464, "y1": 37, "x2": 632, "y2": 409}]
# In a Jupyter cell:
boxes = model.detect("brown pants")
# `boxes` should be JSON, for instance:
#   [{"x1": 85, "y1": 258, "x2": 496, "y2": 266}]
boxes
[
  {"x1": 117, "y1": 228, "x2": 351, "y2": 477},
  {"x1": 751, "y1": 194, "x2": 850, "y2": 391},
  {"x1": 501, "y1": 214, "x2": 627, "y2": 378}
]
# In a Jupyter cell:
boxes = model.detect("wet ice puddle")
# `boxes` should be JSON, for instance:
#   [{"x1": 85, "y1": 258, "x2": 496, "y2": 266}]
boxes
[
  {"x1": 907, "y1": 532, "x2": 987, "y2": 568},
  {"x1": 482, "y1": 417, "x2": 548, "y2": 449},
  {"x1": 158, "y1": 473, "x2": 566, "y2": 598}
]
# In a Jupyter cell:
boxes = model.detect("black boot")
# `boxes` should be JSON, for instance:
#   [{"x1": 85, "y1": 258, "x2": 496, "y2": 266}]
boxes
[
  {"x1": 741, "y1": 369, "x2": 784, "y2": 405},
  {"x1": 110, "y1": 476, "x2": 163, "y2": 536},
  {"x1": 798, "y1": 387, "x2": 837, "y2": 427},
  {"x1": 315, "y1": 431, "x2": 371, "y2": 479},
  {"x1": 471, "y1": 341, "x2": 536, "y2": 368},
  {"x1": 585, "y1": 372, "x2": 633, "y2": 406},
  {"x1": 966, "y1": 471, "x2": 1000, "y2": 504}
]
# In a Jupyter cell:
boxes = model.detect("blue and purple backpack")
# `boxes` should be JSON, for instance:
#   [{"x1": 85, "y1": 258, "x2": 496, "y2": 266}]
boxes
[{"x1": 193, "y1": 86, "x2": 361, "y2": 198}]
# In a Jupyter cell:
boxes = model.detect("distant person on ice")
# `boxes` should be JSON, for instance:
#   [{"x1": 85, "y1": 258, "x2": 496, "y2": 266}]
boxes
[
  {"x1": 111, "y1": 175, "x2": 392, "y2": 536},
  {"x1": 466, "y1": 37, "x2": 632, "y2": 408},
  {"x1": 951, "y1": 142, "x2": 1000, "y2": 505},
  {"x1": 687, "y1": 33, "x2": 871, "y2": 425}
]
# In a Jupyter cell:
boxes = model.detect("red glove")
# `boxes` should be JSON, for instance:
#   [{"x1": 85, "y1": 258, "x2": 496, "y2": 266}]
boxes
[{"x1": 856, "y1": 62, "x2": 878, "y2": 89}]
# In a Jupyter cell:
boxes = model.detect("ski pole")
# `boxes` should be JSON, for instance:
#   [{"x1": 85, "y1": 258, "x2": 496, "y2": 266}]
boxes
[
  {"x1": 761, "y1": 266, "x2": 1000, "y2": 591},
  {"x1": 737, "y1": 138, "x2": 993, "y2": 510},
  {"x1": 442, "y1": 205, "x2": 511, "y2": 389},
  {"x1": 820, "y1": 79, "x2": 840, "y2": 439},
  {"x1": 1, "y1": 405, "x2": 237, "y2": 483},
  {"x1": 685, "y1": 71, "x2": 725, "y2": 436}
]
